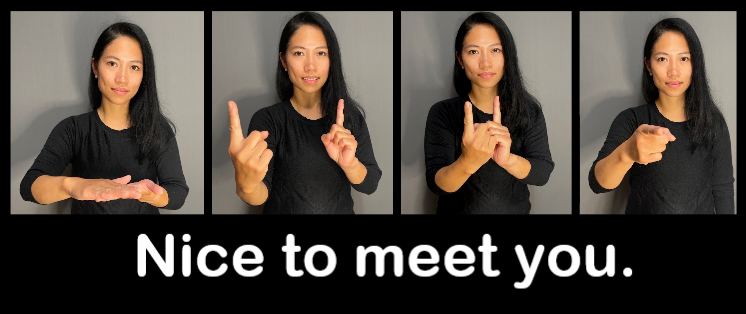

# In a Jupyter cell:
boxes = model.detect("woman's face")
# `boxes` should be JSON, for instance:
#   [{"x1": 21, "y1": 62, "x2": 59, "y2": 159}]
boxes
[
  {"x1": 281, "y1": 25, "x2": 330, "y2": 96},
  {"x1": 92, "y1": 36, "x2": 144, "y2": 107},
  {"x1": 458, "y1": 24, "x2": 504, "y2": 91},
  {"x1": 646, "y1": 31, "x2": 692, "y2": 100}
]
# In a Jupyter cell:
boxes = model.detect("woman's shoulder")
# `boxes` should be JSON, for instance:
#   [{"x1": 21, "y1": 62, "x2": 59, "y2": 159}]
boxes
[
  {"x1": 429, "y1": 96, "x2": 466, "y2": 116},
  {"x1": 252, "y1": 100, "x2": 288, "y2": 118},
  {"x1": 52, "y1": 110, "x2": 96, "y2": 130},
  {"x1": 612, "y1": 104, "x2": 653, "y2": 123}
]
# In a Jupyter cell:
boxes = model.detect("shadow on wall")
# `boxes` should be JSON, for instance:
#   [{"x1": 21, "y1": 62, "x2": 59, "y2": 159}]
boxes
[
  {"x1": 214, "y1": 93, "x2": 281, "y2": 215},
  {"x1": 211, "y1": 12, "x2": 285, "y2": 214},
  {"x1": 13, "y1": 12, "x2": 124, "y2": 171},
  {"x1": 581, "y1": 12, "x2": 659, "y2": 214},
  {"x1": 400, "y1": 12, "x2": 465, "y2": 214},
  {"x1": 13, "y1": 13, "x2": 128, "y2": 214}
]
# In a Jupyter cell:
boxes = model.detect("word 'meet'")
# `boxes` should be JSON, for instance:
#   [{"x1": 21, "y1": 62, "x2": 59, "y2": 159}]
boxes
[{"x1": 137, "y1": 234, "x2": 632, "y2": 288}]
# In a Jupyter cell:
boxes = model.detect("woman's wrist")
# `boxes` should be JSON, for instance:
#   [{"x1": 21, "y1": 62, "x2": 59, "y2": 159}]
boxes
[
  {"x1": 455, "y1": 154, "x2": 479, "y2": 175},
  {"x1": 341, "y1": 158, "x2": 366, "y2": 184},
  {"x1": 62, "y1": 176, "x2": 81, "y2": 198},
  {"x1": 618, "y1": 140, "x2": 634, "y2": 165}
]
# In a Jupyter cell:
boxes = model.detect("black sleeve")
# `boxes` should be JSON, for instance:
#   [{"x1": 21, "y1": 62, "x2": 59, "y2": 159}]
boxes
[
  {"x1": 424, "y1": 102, "x2": 456, "y2": 196},
  {"x1": 516, "y1": 106, "x2": 554, "y2": 186},
  {"x1": 20, "y1": 117, "x2": 76, "y2": 204},
  {"x1": 348, "y1": 113, "x2": 381, "y2": 194},
  {"x1": 589, "y1": 109, "x2": 637, "y2": 194},
  {"x1": 155, "y1": 132, "x2": 189, "y2": 210},
  {"x1": 247, "y1": 108, "x2": 277, "y2": 197},
  {"x1": 711, "y1": 119, "x2": 734, "y2": 214}
]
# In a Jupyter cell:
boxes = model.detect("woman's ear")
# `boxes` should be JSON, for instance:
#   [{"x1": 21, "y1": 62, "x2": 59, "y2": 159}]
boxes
[
  {"x1": 455, "y1": 52, "x2": 463, "y2": 68},
  {"x1": 279, "y1": 52, "x2": 287, "y2": 71},
  {"x1": 91, "y1": 58, "x2": 98, "y2": 77},
  {"x1": 644, "y1": 57, "x2": 651, "y2": 75}
]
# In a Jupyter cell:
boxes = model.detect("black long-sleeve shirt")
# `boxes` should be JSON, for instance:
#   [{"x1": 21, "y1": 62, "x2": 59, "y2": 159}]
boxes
[
  {"x1": 424, "y1": 96, "x2": 554, "y2": 214},
  {"x1": 247, "y1": 100, "x2": 382, "y2": 214},
  {"x1": 20, "y1": 111, "x2": 189, "y2": 214},
  {"x1": 589, "y1": 104, "x2": 734, "y2": 214}
]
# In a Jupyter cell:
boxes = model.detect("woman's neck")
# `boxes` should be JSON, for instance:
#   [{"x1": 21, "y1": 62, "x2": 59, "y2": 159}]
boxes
[
  {"x1": 468, "y1": 84, "x2": 498, "y2": 114},
  {"x1": 290, "y1": 88, "x2": 323, "y2": 120},
  {"x1": 655, "y1": 92, "x2": 687, "y2": 122},
  {"x1": 97, "y1": 101, "x2": 131, "y2": 130}
]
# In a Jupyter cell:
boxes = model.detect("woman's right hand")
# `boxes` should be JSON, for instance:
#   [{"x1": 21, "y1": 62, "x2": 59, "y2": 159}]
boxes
[
  {"x1": 228, "y1": 101, "x2": 273, "y2": 194},
  {"x1": 459, "y1": 101, "x2": 499, "y2": 174},
  {"x1": 64, "y1": 175, "x2": 142, "y2": 202},
  {"x1": 624, "y1": 124, "x2": 676, "y2": 165}
]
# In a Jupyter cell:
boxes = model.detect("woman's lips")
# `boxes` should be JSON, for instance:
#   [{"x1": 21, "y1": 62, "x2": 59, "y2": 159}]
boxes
[
  {"x1": 478, "y1": 73, "x2": 495, "y2": 78},
  {"x1": 303, "y1": 77, "x2": 319, "y2": 84},
  {"x1": 666, "y1": 81, "x2": 682, "y2": 88},
  {"x1": 112, "y1": 88, "x2": 128, "y2": 95}
]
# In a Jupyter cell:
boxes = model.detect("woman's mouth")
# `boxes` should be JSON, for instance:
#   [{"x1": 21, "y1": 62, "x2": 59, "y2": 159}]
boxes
[
  {"x1": 666, "y1": 81, "x2": 683, "y2": 88},
  {"x1": 112, "y1": 88, "x2": 128, "y2": 95},
  {"x1": 303, "y1": 76, "x2": 320, "y2": 84},
  {"x1": 478, "y1": 72, "x2": 495, "y2": 79}
]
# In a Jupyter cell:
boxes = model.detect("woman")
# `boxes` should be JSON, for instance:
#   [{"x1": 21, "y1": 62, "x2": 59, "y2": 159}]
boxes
[
  {"x1": 19, "y1": 22, "x2": 189, "y2": 214},
  {"x1": 589, "y1": 18, "x2": 734, "y2": 214},
  {"x1": 228, "y1": 12, "x2": 382, "y2": 214},
  {"x1": 424, "y1": 12, "x2": 554, "y2": 214}
]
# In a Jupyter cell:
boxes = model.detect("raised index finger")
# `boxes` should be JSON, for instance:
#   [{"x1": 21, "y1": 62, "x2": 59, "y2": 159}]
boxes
[
  {"x1": 464, "y1": 101, "x2": 474, "y2": 134},
  {"x1": 337, "y1": 99, "x2": 344, "y2": 126},
  {"x1": 228, "y1": 101, "x2": 245, "y2": 145},
  {"x1": 493, "y1": 96, "x2": 501, "y2": 125}
]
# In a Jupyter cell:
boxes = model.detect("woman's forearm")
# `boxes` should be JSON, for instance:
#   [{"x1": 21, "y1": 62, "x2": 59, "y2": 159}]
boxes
[
  {"x1": 594, "y1": 140, "x2": 635, "y2": 190},
  {"x1": 31, "y1": 175, "x2": 75, "y2": 205},
  {"x1": 434, "y1": 157, "x2": 474, "y2": 193}
]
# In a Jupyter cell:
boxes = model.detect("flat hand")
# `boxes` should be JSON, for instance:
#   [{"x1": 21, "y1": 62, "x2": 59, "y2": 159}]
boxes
[
  {"x1": 68, "y1": 175, "x2": 142, "y2": 202},
  {"x1": 127, "y1": 179, "x2": 165, "y2": 204},
  {"x1": 321, "y1": 99, "x2": 358, "y2": 169}
]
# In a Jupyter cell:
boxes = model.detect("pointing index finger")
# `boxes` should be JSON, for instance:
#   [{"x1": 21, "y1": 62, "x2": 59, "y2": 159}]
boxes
[
  {"x1": 228, "y1": 101, "x2": 245, "y2": 145},
  {"x1": 337, "y1": 99, "x2": 344, "y2": 126},
  {"x1": 493, "y1": 96, "x2": 501, "y2": 125},
  {"x1": 464, "y1": 101, "x2": 474, "y2": 134}
]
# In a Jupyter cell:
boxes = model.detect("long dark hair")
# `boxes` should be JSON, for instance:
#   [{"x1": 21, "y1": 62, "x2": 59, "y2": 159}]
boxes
[
  {"x1": 276, "y1": 12, "x2": 365, "y2": 128},
  {"x1": 453, "y1": 12, "x2": 540, "y2": 139},
  {"x1": 89, "y1": 22, "x2": 175, "y2": 164},
  {"x1": 642, "y1": 18, "x2": 723, "y2": 153}
]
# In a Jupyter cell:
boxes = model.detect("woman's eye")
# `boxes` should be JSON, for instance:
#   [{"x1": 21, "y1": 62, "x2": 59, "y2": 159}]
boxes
[
  {"x1": 468, "y1": 50, "x2": 477, "y2": 55},
  {"x1": 318, "y1": 51, "x2": 327, "y2": 56},
  {"x1": 293, "y1": 51, "x2": 303, "y2": 56},
  {"x1": 681, "y1": 56, "x2": 690, "y2": 61},
  {"x1": 107, "y1": 61, "x2": 116, "y2": 66},
  {"x1": 657, "y1": 57, "x2": 666, "y2": 62},
  {"x1": 492, "y1": 48, "x2": 500, "y2": 53},
  {"x1": 131, "y1": 65, "x2": 140, "y2": 71}
]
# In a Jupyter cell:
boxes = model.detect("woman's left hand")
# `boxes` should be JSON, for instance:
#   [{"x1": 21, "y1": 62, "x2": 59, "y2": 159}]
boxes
[
  {"x1": 473, "y1": 96, "x2": 513, "y2": 167},
  {"x1": 321, "y1": 99, "x2": 358, "y2": 170},
  {"x1": 128, "y1": 179, "x2": 166, "y2": 205}
]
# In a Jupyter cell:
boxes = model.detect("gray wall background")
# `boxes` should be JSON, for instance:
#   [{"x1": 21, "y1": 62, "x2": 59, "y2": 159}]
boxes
[
  {"x1": 211, "y1": 11, "x2": 394, "y2": 214},
  {"x1": 10, "y1": 11, "x2": 205, "y2": 214},
  {"x1": 400, "y1": 12, "x2": 572, "y2": 214},
  {"x1": 579, "y1": 11, "x2": 737, "y2": 214}
]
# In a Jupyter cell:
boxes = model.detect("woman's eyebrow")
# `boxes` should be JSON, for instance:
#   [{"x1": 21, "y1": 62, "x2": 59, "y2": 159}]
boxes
[
  {"x1": 288, "y1": 45, "x2": 328, "y2": 50},
  {"x1": 104, "y1": 55, "x2": 143, "y2": 64},
  {"x1": 464, "y1": 43, "x2": 502, "y2": 49},
  {"x1": 653, "y1": 51, "x2": 690, "y2": 56}
]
